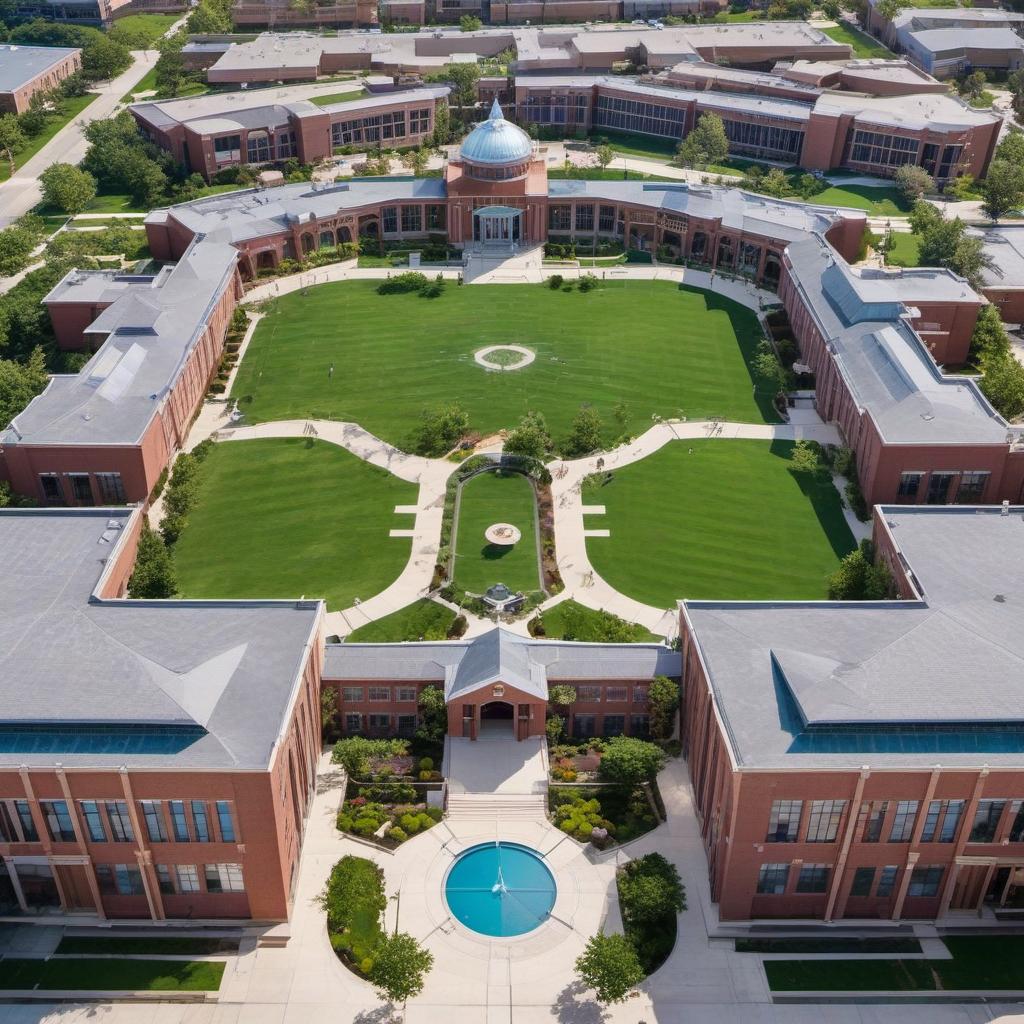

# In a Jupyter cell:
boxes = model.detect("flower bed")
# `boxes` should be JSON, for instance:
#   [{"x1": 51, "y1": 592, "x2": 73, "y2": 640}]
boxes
[
  {"x1": 617, "y1": 853, "x2": 684, "y2": 976},
  {"x1": 548, "y1": 784, "x2": 660, "y2": 846},
  {"x1": 337, "y1": 798, "x2": 442, "y2": 846}
]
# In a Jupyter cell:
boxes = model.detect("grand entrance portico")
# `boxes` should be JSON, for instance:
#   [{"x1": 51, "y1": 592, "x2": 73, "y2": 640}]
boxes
[{"x1": 473, "y1": 206, "x2": 523, "y2": 249}]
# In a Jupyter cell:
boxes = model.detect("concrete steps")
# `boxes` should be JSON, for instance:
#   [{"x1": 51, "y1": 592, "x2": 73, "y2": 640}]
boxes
[{"x1": 447, "y1": 793, "x2": 548, "y2": 821}]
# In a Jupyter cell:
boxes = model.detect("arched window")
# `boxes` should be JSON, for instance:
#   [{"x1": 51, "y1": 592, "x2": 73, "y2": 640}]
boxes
[
  {"x1": 319, "y1": 229, "x2": 335, "y2": 248},
  {"x1": 690, "y1": 231, "x2": 708, "y2": 261},
  {"x1": 716, "y1": 236, "x2": 734, "y2": 268},
  {"x1": 300, "y1": 232, "x2": 315, "y2": 254}
]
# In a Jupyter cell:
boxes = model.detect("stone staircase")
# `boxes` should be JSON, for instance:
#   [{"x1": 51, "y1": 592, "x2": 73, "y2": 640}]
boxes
[{"x1": 447, "y1": 793, "x2": 548, "y2": 821}]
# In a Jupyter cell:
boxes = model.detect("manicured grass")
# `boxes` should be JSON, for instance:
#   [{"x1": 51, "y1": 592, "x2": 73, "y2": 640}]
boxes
[
  {"x1": 453, "y1": 470, "x2": 540, "y2": 594},
  {"x1": 311, "y1": 88, "x2": 369, "y2": 106},
  {"x1": 173, "y1": 437, "x2": 417, "y2": 610},
  {"x1": 886, "y1": 232, "x2": 921, "y2": 268},
  {"x1": 548, "y1": 168, "x2": 679, "y2": 183},
  {"x1": 0, "y1": 958, "x2": 224, "y2": 991},
  {"x1": 110, "y1": 13, "x2": 179, "y2": 45},
  {"x1": 56, "y1": 936, "x2": 236, "y2": 956},
  {"x1": 584, "y1": 439, "x2": 856, "y2": 608},
  {"x1": 766, "y1": 936, "x2": 1024, "y2": 992},
  {"x1": 736, "y1": 937, "x2": 921, "y2": 954},
  {"x1": 344, "y1": 599, "x2": 456, "y2": 642},
  {"x1": 823, "y1": 22, "x2": 895, "y2": 58},
  {"x1": 234, "y1": 281, "x2": 775, "y2": 451},
  {"x1": 532, "y1": 600, "x2": 661, "y2": 642},
  {"x1": 0, "y1": 94, "x2": 98, "y2": 183},
  {"x1": 587, "y1": 130, "x2": 679, "y2": 160},
  {"x1": 122, "y1": 65, "x2": 158, "y2": 102},
  {"x1": 811, "y1": 183, "x2": 908, "y2": 216}
]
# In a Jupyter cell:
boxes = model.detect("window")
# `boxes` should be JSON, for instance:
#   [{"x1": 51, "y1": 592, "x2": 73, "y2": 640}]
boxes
[
  {"x1": 921, "y1": 799, "x2": 964, "y2": 843},
  {"x1": 848, "y1": 129, "x2": 918, "y2": 169},
  {"x1": 382, "y1": 207, "x2": 398, "y2": 234},
  {"x1": 602, "y1": 715, "x2": 625, "y2": 737},
  {"x1": 955, "y1": 472, "x2": 989, "y2": 504},
  {"x1": 897, "y1": 472, "x2": 922, "y2": 500},
  {"x1": 277, "y1": 130, "x2": 296, "y2": 159},
  {"x1": 342, "y1": 687, "x2": 363, "y2": 702},
  {"x1": 796, "y1": 863, "x2": 830, "y2": 894},
  {"x1": 593, "y1": 93, "x2": 685, "y2": 141},
  {"x1": 68, "y1": 473, "x2": 93, "y2": 505},
  {"x1": 576, "y1": 686, "x2": 600, "y2": 703},
  {"x1": 213, "y1": 134, "x2": 241, "y2": 163},
  {"x1": 860, "y1": 801, "x2": 888, "y2": 843},
  {"x1": 926, "y1": 472, "x2": 956, "y2": 504},
  {"x1": 397, "y1": 714, "x2": 417, "y2": 737},
  {"x1": 216, "y1": 801, "x2": 236, "y2": 843},
  {"x1": 95, "y1": 472, "x2": 126, "y2": 503},
  {"x1": 888, "y1": 801, "x2": 918, "y2": 842},
  {"x1": 345, "y1": 713, "x2": 362, "y2": 733},
  {"x1": 572, "y1": 714, "x2": 596, "y2": 739},
  {"x1": 805, "y1": 800, "x2": 846, "y2": 843},
  {"x1": 367, "y1": 713, "x2": 390, "y2": 733},
  {"x1": 907, "y1": 865, "x2": 944, "y2": 898},
  {"x1": 397, "y1": 687, "x2": 417, "y2": 703},
  {"x1": 756, "y1": 863, "x2": 789, "y2": 895},
  {"x1": 427, "y1": 205, "x2": 445, "y2": 231},
  {"x1": 95, "y1": 864, "x2": 115, "y2": 895},
  {"x1": 598, "y1": 205, "x2": 616, "y2": 232},
  {"x1": 205, "y1": 863, "x2": 244, "y2": 893},
  {"x1": 368, "y1": 687, "x2": 391, "y2": 702},
  {"x1": 575, "y1": 204, "x2": 594, "y2": 232},
  {"x1": 876, "y1": 865, "x2": 899, "y2": 898},
  {"x1": 177, "y1": 864, "x2": 200, "y2": 892},
  {"x1": 630, "y1": 714, "x2": 650, "y2": 738},
  {"x1": 105, "y1": 801, "x2": 133, "y2": 843},
  {"x1": 850, "y1": 866, "x2": 875, "y2": 897},
  {"x1": 766, "y1": 800, "x2": 802, "y2": 843},
  {"x1": 140, "y1": 801, "x2": 167, "y2": 842},
  {"x1": 246, "y1": 131, "x2": 271, "y2": 163},
  {"x1": 721, "y1": 117, "x2": 804, "y2": 160},
  {"x1": 191, "y1": 801, "x2": 211, "y2": 843},
  {"x1": 41, "y1": 800, "x2": 76, "y2": 843},
  {"x1": 605, "y1": 687, "x2": 628, "y2": 703},
  {"x1": 969, "y1": 799, "x2": 1007, "y2": 844},
  {"x1": 0, "y1": 803, "x2": 18, "y2": 843},
  {"x1": 98, "y1": 863, "x2": 144, "y2": 896},
  {"x1": 39, "y1": 474, "x2": 64, "y2": 505},
  {"x1": 14, "y1": 800, "x2": 38, "y2": 842},
  {"x1": 633, "y1": 686, "x2": 649, "y2": 704},
  {"x1": 1009, "y1": 800, "x2": 1024, "y2": 843},
  {"x1": 409, "y1": 107, "x2": 430, "y2": 134},
  {"x1": 169, "y1": 801, "x2": 190, "y2": 843},
  {"x1": 157, "y1": 864, "x2": 174, "y2": 895},
  {"x1": 548, "y1": 205, "x2": 571, "y2": 232},
  {"x1": 400, "y1": 206, "x2": 422, "y2": 233}
]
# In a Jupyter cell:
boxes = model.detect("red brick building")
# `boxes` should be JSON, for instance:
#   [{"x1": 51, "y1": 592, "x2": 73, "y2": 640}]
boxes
[
  {"x1": 0, "y1": 44, "x2": 82, "y2": 115},
  {"x1": 681, "y1": 504, "x2": 1024, "y2": 921},
  {"x1": 0, "y1": 507, "x2": 323, "y2": 922}
]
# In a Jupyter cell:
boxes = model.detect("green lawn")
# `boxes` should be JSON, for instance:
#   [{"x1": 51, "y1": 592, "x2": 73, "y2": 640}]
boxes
[
  {"x1": 453, "y1": 470, "x2": 540, "y2": 594},
  {"x1": 234, "y1": 281, "x2": 775, "y2": 452},
  {"x1": 548, "y1": 167, "x2": 679, "y2": 183},
  {"x1": 110, "y1": 12, "x2": 179, "y2": 45},
  {"x1": 736, "y1": 937, "x2": 921, "y2": 955},
  {"x1": 766, "y1": 936, "x2": 1024, "y2": 992},
  {"x1": 587, "y1": 130, "x2": 679, "y2": 160},
  {"x1": 584, "y1": 439, "x2": 856, "y2": 608},
  {"x1": 56, "y1": 936, "x2": 236, "y2": 955},
  {"x1": 886, "y1": 232, "x2": 921, "y2": 268},
  {"x1": 811, "y1": 183, "x2": 908, "y2": 216},
  {"x1": 823, "y1": 22, "x2": 895, "y2": 58},
  {"x1": 312, "y1": 88, "x2": 369, "y2": 107},
  {"x1": 532, "y1": 600, "x2": 661, "y2": 642},
  {"x1": 122, "y1": 65, "x2": 158, "y2": 102},
  {"x1": 0, "y1": 93, "x2": 98, "y2": 183},
  {"x1": 173, "y1": 438, "x2": 417, "y2": 610},
  {"x1": 343, "y1": 599, "x2": 456, "y2": 642},
  {"x1": 0, "y1": 958, "x2": 224, "y2": 991}
]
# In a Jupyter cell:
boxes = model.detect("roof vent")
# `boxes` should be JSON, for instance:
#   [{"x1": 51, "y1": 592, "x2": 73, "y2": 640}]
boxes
[
  {"x1": 1002, "y1": 499, "x2": 1010, "y2": 516},
  {"x1": 994, "y1": 594, "x2": 1007, "y2": 603}
]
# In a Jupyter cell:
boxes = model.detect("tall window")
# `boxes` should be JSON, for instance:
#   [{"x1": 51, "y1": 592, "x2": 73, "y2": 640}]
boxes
[
  {"x1": 907, "y1": 865, "x2": 944, "y2": 898},
  {"x1": 598, "y1": 205, "x2": 616, "y2": 232},
  {"x1": 191, "y1": 801, "x2": 211, "y2": 843},
  {"x1": 926, "y1": 472, "x2": 956, "y2": 504},
  {"x1": 955, "y1": 472, "x2": 989, "y2": 504},
  {"x1": 409, "y1": 108, "x2": 430, "y2": 134},
  {"x1": 14, "y1": 800, "x2": 38, "y2": 842},
  {"x1": 213, "y1": 134, "x2": 241, "y2": 163},
  {"x1": 572, "y1": 714, "x2": 596, "y2": 739},
  {"x1": 205, "y1": 863, "x2": 244, "y2": 893},
  {"x1": 39, "y1": 474, "x2": 64, "y2": 505},
  {"x1": 1009, "y1": 800, "x2": 1024, "y2": 843},
  {"x1": 888, "y1": 801, "x2": 919, "y2": 843},
  {"x1": 246, "y1": 131, "x2": 271, "y2": 163},
  {"x1": 896, "y1": 472, "x2": 922, "y2": 500},
  {"x1": 795, "y1": 863, "x2": 830, "y2": 893},
  {"x1": 41, "y1": 801, "x2": 76, "y2": 843},
  {"x1": 848, "y1": 129, "x2": 918, "y2": 169},
  {"x1": 766, "y1": 800, "x2": 802, "y2": 843},
  {"x1": 400, "y1": 206, "x2": 422, "y2": 233},
  {"x1": 0, "y1": 803, "x2": 18, "y2": 843},
  {"x1": 156, "y1": 864, "x2": 174, "y2": 895},
  {"x1": 850, "y1": 866, "x2": 875, "y2": 897},
  {"x1": 95, "y1": 472, "x2": 126, "y2": 503},
  {"x1": 177, "y1": 864, "x2": 200, "y2": 892},
  {"x1": 805, "y1": 800, "x2": 846, "y2": 843},
  {"x1": 548, "y1": 206, "x2": 571, "y2": 232},
  {"x1": 921, "y1": 799, "x2": 964, "y2": 843},
  {"x1": 277, "y1": 130, "x2": 296, "y2": 159},
  {"x1": 169, "y1": 801, "x2": 190, "y2": 843},
  {"x1": 382, "y1": 207, "x2": 398, "y2": 234},
  {"x1": 602, "y1": 715, "x2": 625, "y2": 737},
  {"x1": 575, "y1": 204, "x2": 594, "y2": 232},
  {"x1": 105, "y1": 801, "x2": 134, "y2": 843},
  {"x1": 860, "y1": 801, "x2": 888, "y2": 843},
  {"x1": 969, "y1": 799, "x2": 1007, "y2": 843},
  {"x1": 216, "y1": 801, "x2": 236, "y2": 842},
  {"x1": 629, "y1": 714, "x2": 650, "y2": 738},
  {"x1": 756, "y1": 863, "x2": 789, "y2": 894},
  {"x1": 140, "y1": 801, "x2": 167, "y2": 843},
  {"x1": 876, "y1": 865, "x2": 899, "y2": 897}
]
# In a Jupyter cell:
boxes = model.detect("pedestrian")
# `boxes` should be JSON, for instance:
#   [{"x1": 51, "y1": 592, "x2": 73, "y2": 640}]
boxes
[{"x1": 329, "y1": 363, "x2": 335, "y2": 379}]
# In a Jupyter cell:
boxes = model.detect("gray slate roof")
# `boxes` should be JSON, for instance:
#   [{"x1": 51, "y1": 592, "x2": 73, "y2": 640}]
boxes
[
  {"x1": 324, "y1": 627, "x2": 680, "y2": 701},
  {"x1": 0, "y1": 508, "x2": 322, "y2": 770},
  {"x1": 684, "y1": 506, "x2": 1024, "y2": 770},
  {"x1": 0, "y1": 44, "x2": 80, "y2": 93}
]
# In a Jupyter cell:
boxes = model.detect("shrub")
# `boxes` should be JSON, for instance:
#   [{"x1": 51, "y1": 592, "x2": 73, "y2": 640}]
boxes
[
  {"x1": 417, "y1": 812, "x2": 435, "y2": 830},
  {"x1": 833, "y1": 446, "x2": 856, "y2": 478},
  {"x1": 418, "y1": 770, "x2": 432, "y2": 781},
  {"x1": 618, "y1": 853, "x2": 686, "y2": 924},
  {"x1": 844, "y1": 479, "x2": 870, "y2": 522},
  {"x1": 578, "y1": 273, "x2": 600, "y2": 292},
  {"x1": 332, "y1": 737, "x2": 410, "y2": 777},
  {"x1": 419, "y1": 757, "x2": 434, "y2": 772},
  {"x1": 377, "y1": 271, "x2": 429, "y2": 295},
  {"x1": 388, "y1": 826, "x2": 408, "y2": 843},
  {"x1": 127, "y1": 524, "x2": 177, "y2": 599},
  {"x1": 318, "y1": 855, "x2": 386, "y2": 963},
  {"x1": 598, "y1": 737, "x2": 666, "y2": 785},
  {"x1": 548, "y1": 274, "x2": 564, "y2": 289},
  {"x1": 399, "y1": 812, "x2": 421, "y2": 834},
  {"x1": 447, "y1": 614, "x2": 468, "y2": 638}
]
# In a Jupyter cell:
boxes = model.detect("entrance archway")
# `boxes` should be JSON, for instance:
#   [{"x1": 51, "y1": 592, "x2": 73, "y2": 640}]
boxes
[{"x1": 479, "y1": 700, "x2": 514, "y2": 738}]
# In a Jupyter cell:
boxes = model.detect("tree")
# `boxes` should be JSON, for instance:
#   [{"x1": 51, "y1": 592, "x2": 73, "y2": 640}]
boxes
[
  {"x1": 39, "y1": 163, "x2": 97, "y2": 215},
  {"x1": 369, "y1": 931, "x2": 434, "y2": 1003},
  {"x1": 154, "y1": 34, "x2": 189, "y2": 98},
  {"x1": 617, "y1": 853, "x2": 685, "y2": 924},
  {"x1": 81, "y1": 34, "x2": 131, "y2": 81},
  {"x1": 0, "y1": 347, "x2": 48, "y2": 427},
  {"x1": 959, "y1": 69, "x2": 987, "y2": 101},
  {"x1": 431, "y1": 99, "x2": 452, "y2": 146},
  {"x1": 401, "y1": 147, "x2": 430, "y2": 176},
  {"x1": 575, "y1": 932, "x2": 644, "y2": 1004},
  {"x1": 0, "y1": 114, "x2": 26, "y2": 174},
  {"x1": 1009, "y1": 71, "x2": 1024, "y2": 121},
  {"x1": 127, "y1": 525, "x2": 177, "y2": 598},
  {"x1": 548, "y1": 684, "x2": 577, "y2": 715},
  {"x1": 598, "y1": 736, "x2": 666, "y2": 785},
  {"x1": 758, "y1": 167, "x2": 793, "y2": 198},
  {"x1": 436, "y1": 63, "x2": 480, "y2": 107},
  {"x1": 648, "y1": 675, "x2": 680, "y2": 742},
  {"x1": 674, "y1": 112, "x2": 728, "y2": 170},
  {"x1": 827, "y1": 542, "x2": 892, "y2": 600},
  {"x1": 563, "y1": 404, "x2": 603, "y2": 458},
  {"x1": 911, "y1": 205, "x2": 991, "y2": 289},
  {"x1": 0, "y1": 223, "x2": 43, "y2": 277},
  {"x1": 320, "y1": 686, "x2": 339, "y2": 734},
  {"x1": 504, "y1": 410, "x2": 551, "y2": 460},
  {"x1": 893, "y1": 163, "x2": 934, "y2": 205},
  {"x1": 982, "y1": 160, "x2": 1024, "y2": 223},
  {"x1": 875, "y1": 0, "x2": 904, "y2": 44},
  {"x1": 789, "y1": 438, "x2": 823, "y2": 476},
  {"x1": 968, "y1": 302, "x2": 1010, "y2": 369},
  {"x1": 459, "y1": 13, "x2": 482, "y2": 30},
  {"x1": 980, "y1": 354, "x2": 1024, "y2": 420},
  {"x1": 187, "y1": 0, "x2": 233, "y2": 33},
  {"x1": 415, "y1": 684, "x2": 447, "y2": 746},
  {"x1": 754, "y1": 343, "x2": 788, "y2": 397},
  {"x1": 908, "y1": 197, "x2": 942, "y2": 236},
  {"x1": 411, "y1": 402, "x2": 469, "y2": 456},
  {"x1": 595, "y1": 143, "x2": 614, "y2": 170}
]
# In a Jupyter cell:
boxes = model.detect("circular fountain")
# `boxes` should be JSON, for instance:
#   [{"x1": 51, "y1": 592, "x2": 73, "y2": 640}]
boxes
[{"x1": 444, "y1": 842, "x2": 556, "y2": 937}]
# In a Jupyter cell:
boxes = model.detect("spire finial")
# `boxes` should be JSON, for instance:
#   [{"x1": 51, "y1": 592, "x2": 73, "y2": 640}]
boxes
[{"x1": 488, "y1": 98, "x2": 503, "y2": 121}]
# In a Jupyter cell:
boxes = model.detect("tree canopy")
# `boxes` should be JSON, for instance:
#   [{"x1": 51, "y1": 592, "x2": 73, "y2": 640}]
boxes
[
  {"x1": 40, "y1": 163, "x2": 97, "y2": 215},
  {"x1": 575, "y1": 931, "x2": 645, "y2": 1004},
  {"x1": 674, "y1": 112, "x2": 729, "y2": 170}
]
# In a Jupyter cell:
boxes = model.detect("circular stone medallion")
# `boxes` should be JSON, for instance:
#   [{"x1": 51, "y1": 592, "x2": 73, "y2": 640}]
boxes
[
  {"x1": 474, "y1": 345, "x2": 536, "y2": 372},
  {"x1": 485, "y1": 522, "x2": 522, "y2": 546}
]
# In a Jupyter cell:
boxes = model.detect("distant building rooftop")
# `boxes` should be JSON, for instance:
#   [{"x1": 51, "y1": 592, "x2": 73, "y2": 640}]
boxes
[
  {"x1": 0, "y1": 43, "x2": 80, "y2": 93},
  {"x1": 683, "y1": 505, "x2": 1024, "y2": 769},
  {"x1": 0, "y1": 508, "x2": 321, "y2": 770}
]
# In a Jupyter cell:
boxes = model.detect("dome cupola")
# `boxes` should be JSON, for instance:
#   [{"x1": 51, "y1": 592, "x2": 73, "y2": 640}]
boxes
[{"x1": 458, "y1": 99, "x2": 534, "y2": 181}]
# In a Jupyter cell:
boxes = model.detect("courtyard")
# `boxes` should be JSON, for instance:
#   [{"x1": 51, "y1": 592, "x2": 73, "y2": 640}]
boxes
[
  {"x1": 231, "y1": 280, "x2": 776, "y2": 451},
  {"x1": 583, "y1": 439, "x2": 857, "y2": 607},
  {"x1": 172, "y1": 437, "x2": 417, "y2": 609}
]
